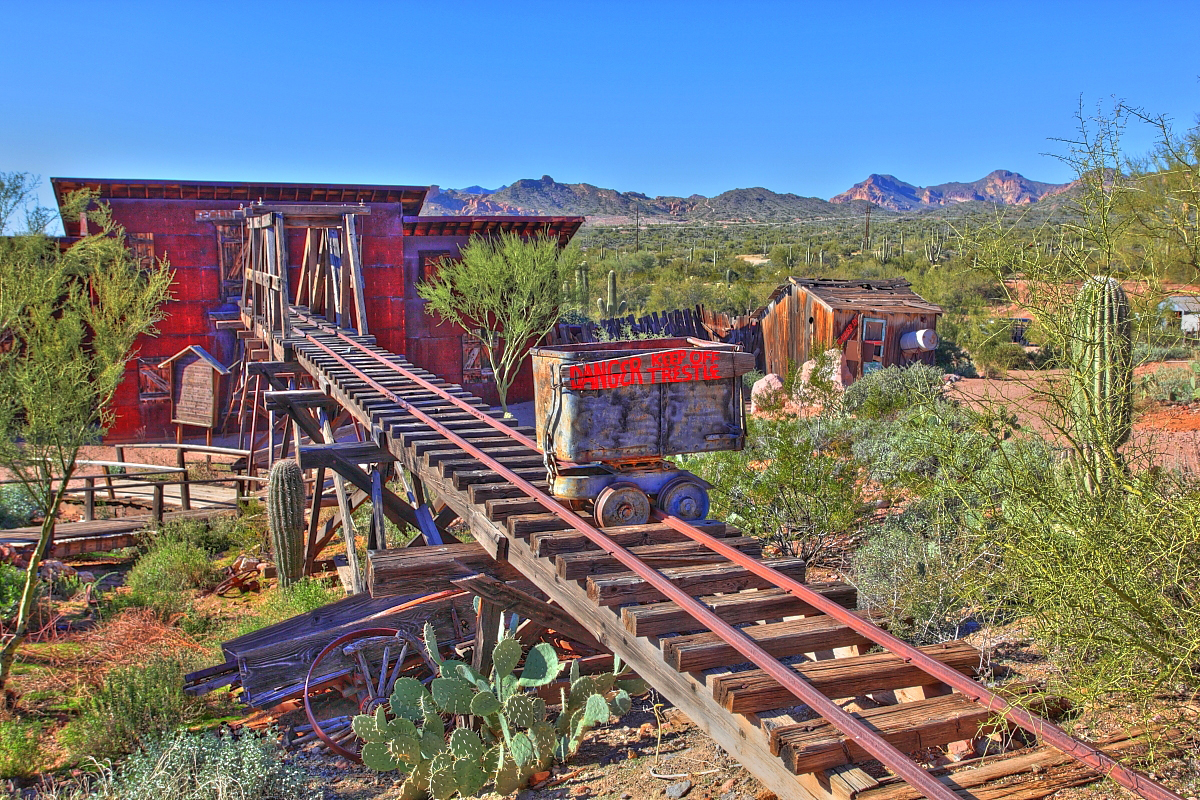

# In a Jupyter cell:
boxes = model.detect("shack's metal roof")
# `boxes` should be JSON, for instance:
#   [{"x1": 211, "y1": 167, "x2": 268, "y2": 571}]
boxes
[
  {"x1": 52, "y1": 177, "x2": 429, "y2": 216},
  {"x1": 1162, "y1": 295, "x2": 1200, "y2": 313},
  {"x1": 759, "y1": 278, "x2": 943, "y2": 317},
  {"x1": 403, "y1": 215, "x2": 584, "y2": 247}
]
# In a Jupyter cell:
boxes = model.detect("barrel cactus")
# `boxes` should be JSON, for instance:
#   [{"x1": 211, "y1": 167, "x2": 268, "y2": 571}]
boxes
[
  {"x1": 267, "y1": 458, "x2": 306, "y2": 587},
  {"x1": 1070, "y1": 275, "x2": 1133, "y2": 486}
]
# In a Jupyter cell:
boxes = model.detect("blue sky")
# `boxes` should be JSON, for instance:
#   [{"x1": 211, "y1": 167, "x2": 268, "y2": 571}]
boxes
[{"x1": 3, "y1": 0, "x2": 1198, "y2": 211}]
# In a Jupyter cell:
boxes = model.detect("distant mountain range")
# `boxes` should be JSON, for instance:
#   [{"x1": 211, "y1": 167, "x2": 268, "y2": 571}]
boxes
[
  {"x1": 829, "y1": 170, "x2": 1072, "y2": 211},
  {"x1": 420, "y1": 170, "x2": 1072, "y2": 221}
]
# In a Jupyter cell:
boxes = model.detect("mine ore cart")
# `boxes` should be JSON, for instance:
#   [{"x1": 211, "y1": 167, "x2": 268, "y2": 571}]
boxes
[{"x1": 531, "y1": 337, "x2": 755, "y2": 527}]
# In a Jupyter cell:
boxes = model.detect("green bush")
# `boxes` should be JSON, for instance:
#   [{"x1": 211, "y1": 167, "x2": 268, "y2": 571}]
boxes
[
  {"x1": 144, "y1": 516, "x2": 259, "y2": 556},
  {"x1": 972, "y1": 340, "x2": 1029, "y2": 377},
  {"x1": 841, "y1": 363, "x2": 946, "y2": 420},
  {"x1": 1134, "y1": 342, "x2": 1194, "y2": 365},
  {"x1": 61, "y1": 656, "x2": 201, "y2": 761},
  {"x1": 115, "y1": 536, "x2": 216, "y2": 619},
  {"x1": 1138, "y1": 365, "x2": 1198, "y2": 404},
  {"x1": 0, "y1": 717, "x2": 42, "y2": 779},
  {"x1": 227, "y1": 578, "x2": 340, "y2": 640},
  {"x1": 695, "y1": 417, "x2": 869, "y2": 565},
  {"x1": 0, "y1": 562, "x2": 26, "y2": 622},
  {"x1": 108, "y1": 729, "x2": 314, "y2": 800},
  {"x1": 0, "y1": 485, "x2": 37, "y2": 529}
]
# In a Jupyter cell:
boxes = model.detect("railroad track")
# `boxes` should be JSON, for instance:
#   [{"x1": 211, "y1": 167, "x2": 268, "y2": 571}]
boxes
[{"x1": 264, "y1": 306, "x2": 1180, "y2": 800}]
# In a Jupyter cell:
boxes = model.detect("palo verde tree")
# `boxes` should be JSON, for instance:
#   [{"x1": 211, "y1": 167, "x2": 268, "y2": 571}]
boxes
[
  {"x1": 417, "y1": 232, "x2": 580, "y2": 415},
  {"x1": 0, "y1": 189, "x2": 172, "y2": 691}
]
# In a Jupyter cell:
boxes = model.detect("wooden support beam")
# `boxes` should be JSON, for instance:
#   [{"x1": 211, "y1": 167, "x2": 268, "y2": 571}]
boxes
[
  {"x1": 298, "y1": 441, "x2": 395, "y2": 469},
  {"x1": 451, "y1": 572, "x2": 606, "y2": 654}
]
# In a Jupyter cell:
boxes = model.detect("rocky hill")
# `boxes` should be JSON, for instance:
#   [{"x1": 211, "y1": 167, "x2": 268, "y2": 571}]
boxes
[
  {"x1": 421, "y1": 176, "x2": 862, "y2": 222},
  {"x1": 830, "y1": 170, "x2": 1072, "y2": 211}
]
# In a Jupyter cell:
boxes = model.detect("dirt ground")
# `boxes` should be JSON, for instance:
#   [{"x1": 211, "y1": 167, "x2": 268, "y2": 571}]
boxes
[{"x1": 949, "y1": 362, "x2": 1200, "y2": 472}]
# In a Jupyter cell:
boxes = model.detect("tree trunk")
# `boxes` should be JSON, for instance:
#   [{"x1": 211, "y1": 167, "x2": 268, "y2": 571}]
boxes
[{"x1": 0, "y1": 477, "x2": 70, "y2": 693}]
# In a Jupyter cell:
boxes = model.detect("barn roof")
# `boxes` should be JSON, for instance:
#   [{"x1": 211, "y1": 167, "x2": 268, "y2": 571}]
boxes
[
  {"x1": 403, "y1": 215, "x2": 585, "y2": 246},
  {"x1": 1162, "y1": 295, "x2": 1200, "y2": 313},
  {"x1": 157, "y1": 345, "x2": 230, "y2": 374},
  {"x1": 51, "y1": 177, "x2": 428, "y2": 216},
  {"x1": 777, "y1": 277, "x2": 943, "y2": 315}
]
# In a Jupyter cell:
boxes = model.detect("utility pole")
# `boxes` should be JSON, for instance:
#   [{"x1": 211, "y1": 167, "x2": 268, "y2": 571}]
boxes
[{"x1": 634, "y1": 202, "x2": 640, "y2": 253}]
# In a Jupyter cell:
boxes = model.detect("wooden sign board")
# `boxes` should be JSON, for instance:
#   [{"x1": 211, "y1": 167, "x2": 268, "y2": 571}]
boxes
[
  {"x1": 160, "y1": 345, "x2": 229, "y2": 430},
  {"x1": 562, "y1": 349, "x2": 755, "y2": 392}
]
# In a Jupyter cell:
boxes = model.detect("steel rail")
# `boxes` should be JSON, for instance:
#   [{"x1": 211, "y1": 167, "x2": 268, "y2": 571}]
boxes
[
  {"x1": 291, "y1": 310, "x2": 541, "y2": 452},
  {"x1": 292, "y1": 317, "x2": 1183, "y2": 800},
  {"x1": 296, "y1": 330, "x2": 969, "y2": 800}
]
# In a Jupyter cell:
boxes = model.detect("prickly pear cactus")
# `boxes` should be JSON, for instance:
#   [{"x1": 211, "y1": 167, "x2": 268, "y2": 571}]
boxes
[
  {"x1": 1071, "y1": 275, "x2": 1133, "y2": 485},
  {"x1": 267, "y1": 458, "x2": 305, "y2": 587},
  {"x1": 353, "y1": 622, "x2": 638, "y2": 797}
]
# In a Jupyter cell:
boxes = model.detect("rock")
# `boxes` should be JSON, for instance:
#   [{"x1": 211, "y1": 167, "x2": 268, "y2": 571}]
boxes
[
  {"x1": 75, "y1": 570, "x2": 97, "y2": 584},
  {"x1": 626, "y1": 748, "x2": 638, "y2": 760},
  {"x1": 39, "y1": 559, "x2": 75, "y2": 579},
  {"x1": 621, "y1": 794, "x2": 633, "y2": 800},
  {"x1": 718, "y1": 778, "x2": 737, "y2": 794},
  {"x1": 750, "y1": 374, "x2": 785, "y2": 412},
  {"x1": 665, "y1": 780, "x2": 693, "y2": 799}
]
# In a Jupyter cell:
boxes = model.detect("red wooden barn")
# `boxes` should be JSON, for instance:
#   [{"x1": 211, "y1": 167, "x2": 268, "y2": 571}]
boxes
[{"x1": 51, "y1": 178, "x2": 583, "y2": 442}]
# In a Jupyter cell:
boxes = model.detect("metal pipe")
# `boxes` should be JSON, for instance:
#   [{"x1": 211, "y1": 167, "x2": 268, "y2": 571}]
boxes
[{"x1": 295, "y1": 319, "x2": 1183, "y2": 800}]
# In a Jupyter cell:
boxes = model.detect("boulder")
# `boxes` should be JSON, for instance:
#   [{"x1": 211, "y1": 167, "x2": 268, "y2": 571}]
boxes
[{"x1": 750, "y1": 373, "x2": 785, "y2": 413}]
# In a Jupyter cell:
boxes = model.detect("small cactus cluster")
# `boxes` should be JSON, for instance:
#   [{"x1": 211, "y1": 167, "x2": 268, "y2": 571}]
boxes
[
  {"x1": 354, "y1": 621, "x2": 641, "y2": 799},
  {"x1": 1070, "y1": 275, "x2": 1133, "y2": 486},
  {"x1": 267, "y1": 458, "x2": 305, "y2": 587},
  {"x1": 596, "y1": 270, "x2": 627, "y2": 318}
]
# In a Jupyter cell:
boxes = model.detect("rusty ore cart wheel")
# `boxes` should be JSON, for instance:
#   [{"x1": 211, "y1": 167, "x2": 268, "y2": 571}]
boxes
[
  {"x1": 301, "y1": 627, "x2": 431, "y2": 762},
  {"x1": 655, "y1": 477, "x2": 710, "y2": 522},
  {"x1": 594, "y1": 481, "x2": 651, "y2": 528}
]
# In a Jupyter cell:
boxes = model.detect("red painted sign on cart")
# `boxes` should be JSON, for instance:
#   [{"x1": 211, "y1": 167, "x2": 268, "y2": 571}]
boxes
[{"x1": 565, "y1": 349, "x2": 728, "y2": 391}]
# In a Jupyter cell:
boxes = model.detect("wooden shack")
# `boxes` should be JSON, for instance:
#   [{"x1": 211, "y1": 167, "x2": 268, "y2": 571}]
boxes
[
  {"x1": 158, "y1": 345, "x2": 230, "y2": 430},
  {"x1": 758, "y1": 278, "x2": 942, "y2": 382}
]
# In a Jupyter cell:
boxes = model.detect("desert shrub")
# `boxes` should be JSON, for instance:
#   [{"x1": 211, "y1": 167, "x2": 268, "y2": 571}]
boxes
[
  {"x1": 1134, "y1": 342, "x2": 1194, "y2": 365},
  {"x1": 979, "y1": 464, "x2": 1200, "y2": 699},
  {"x1": 851, "y1": 519, "x2": 981, "y2": 644},
  {"x1": 841, "y1": 363, "x2": 945, "y2": 420},
  {"x1": 61, "y1": 655, "x2": 200, "y2": 761},
  {"x1": 972, "y1": 340, "x2": 1029, "y2": 377},
  {"x1": 144, "y1": 516, "x2": 259, "y2": 556},
  {"x1": 0, "y1": 563, "x2": 26, "y2": 622},
  {"x1": 115, "y1": 537, "x2": 215, "y2": 620},
  {"x1": 0, "y1": 717, "x2": 42, "y2": 779},
  {"x1": 108, "y1": 729, "x2": 314, "y2": 800},
  {"x1": 741, "y1": 368, "x2": 764, "y2": 389},
  {"x1": 0, "y1": 485, "x2": 36, "y2": 529},
  {"x1": 696, "y1": 417, "x2": 869, "y2": 565},
  {"x1": 1138, "y1": 365, "x2": 1198, "y2": 404}
]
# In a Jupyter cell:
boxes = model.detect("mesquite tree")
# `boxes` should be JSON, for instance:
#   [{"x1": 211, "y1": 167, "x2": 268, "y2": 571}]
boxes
[
  {"x1": 0, "y1": 192, "x2": 172, "y2": 691},
  {"x1": 417, "y1": 233, "x2": 580, "y2": 415}
]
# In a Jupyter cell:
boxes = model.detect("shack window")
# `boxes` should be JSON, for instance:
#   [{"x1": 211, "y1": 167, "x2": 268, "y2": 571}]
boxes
[
  {"x1": 462, "y1": 337, "x2": 493, "y2": 384},
  {"x1": 215, "y1": 223, "x2": 245, "y2": 298},
  {"x1": 137, "y1": 357, "x2": 172, "y2": 406},
  {"x1": 128, "y1": 233, "x2": 155, "y2": 270},
  {"x1": 862, "y1": 318, "x2": 886, "y2": 362},
  {"x1": 419, "y1": 250, "x2": 457, "y2": 284}
]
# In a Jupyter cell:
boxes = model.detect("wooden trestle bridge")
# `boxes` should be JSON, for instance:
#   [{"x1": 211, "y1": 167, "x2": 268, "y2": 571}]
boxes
[{"x1": 219, "y1": 204, "x2": 1181, "y2": 800}]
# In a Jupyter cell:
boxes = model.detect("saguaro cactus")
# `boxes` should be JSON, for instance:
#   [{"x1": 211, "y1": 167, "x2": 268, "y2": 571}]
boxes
[
  {"x1": 1071, "y1": 275, "x2": 1132, "y2": 487},
  {"x1": 268, "y1": 458, "x2": 306, "y2": 587},
  {"x1": 575, "y1": 261, "x2": 590, "y2": 306},
  {"x1": 595, "y1": 270, "x2": 627, "y2": 317}
]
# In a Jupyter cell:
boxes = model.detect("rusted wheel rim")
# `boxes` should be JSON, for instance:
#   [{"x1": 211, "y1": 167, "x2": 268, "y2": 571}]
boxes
[
  {"x1": 302, "y1": 627, "x2": 404, "y2": 762},
  {"x1": 594, "y1": 481, "x2": 651, "y2": 527}
]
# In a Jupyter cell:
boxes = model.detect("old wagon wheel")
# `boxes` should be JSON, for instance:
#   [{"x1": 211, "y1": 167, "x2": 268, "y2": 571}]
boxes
[
  {"x1": 655, "y1": 476, "x2": 710, "y2": 522},
  {"x1": 300, "y1": 627, "x2": 436, "y2": 761},
  {"x1": 594, "y1": 481, "x2": 651, "y2": 528}
]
